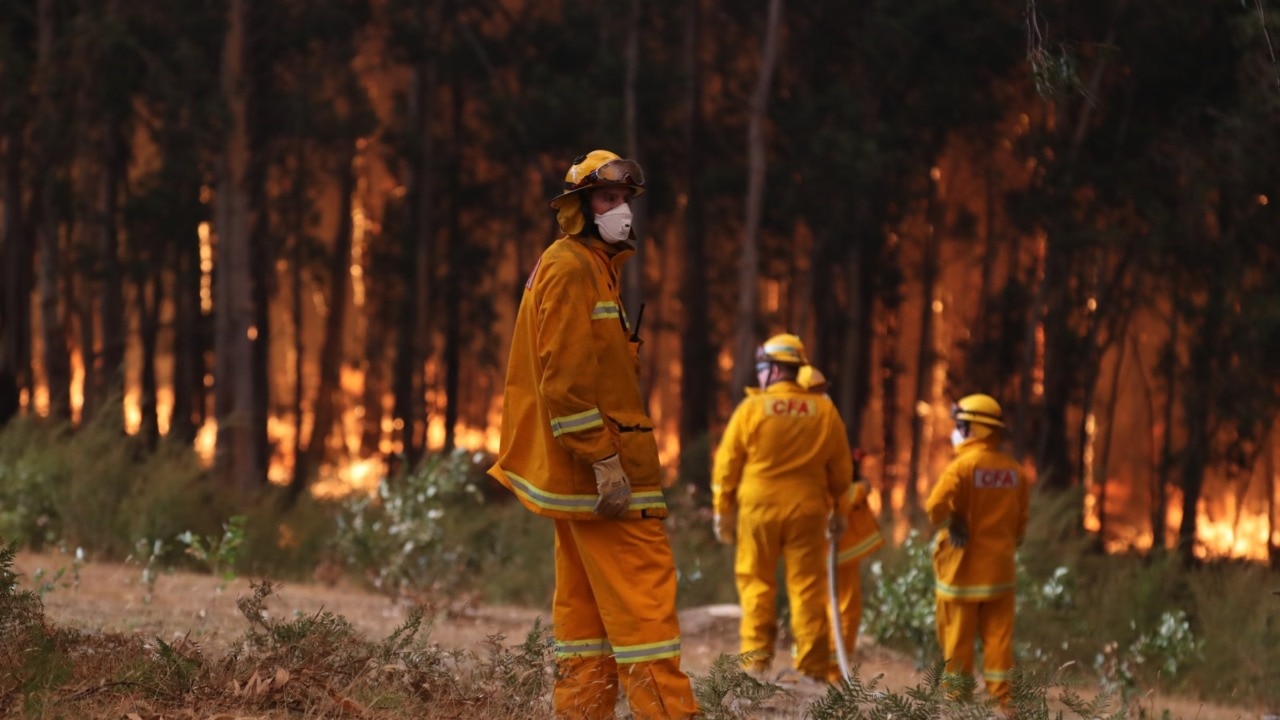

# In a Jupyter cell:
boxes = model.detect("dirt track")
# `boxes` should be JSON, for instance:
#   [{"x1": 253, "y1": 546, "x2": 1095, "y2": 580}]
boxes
[{"x1": 11, "y1": 551, "x2": 1262, "y2": 719}]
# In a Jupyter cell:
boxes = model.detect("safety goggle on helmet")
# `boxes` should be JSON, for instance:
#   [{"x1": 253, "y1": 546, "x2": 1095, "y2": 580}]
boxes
[
  {"x1": 950, "y1": 393, "x2": 1006, "y2": 429},
  {"x1": 550, "y1": 150, "x2": 646, "y2": 208}
]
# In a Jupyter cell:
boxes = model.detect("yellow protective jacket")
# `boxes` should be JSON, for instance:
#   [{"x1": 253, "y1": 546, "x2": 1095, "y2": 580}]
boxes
[
  {"x1": 925, "y1": 437, "x2": 1029, "y2": 600},
  {"x1": 835, "y1": 479, "x2": 884, "y2": 565},
  {"x1": 488, "y1": 236, "x2": 667, "y2": 520},
  {"x1": 712, "y1": 381, "x2": 855, "y2": 520}
]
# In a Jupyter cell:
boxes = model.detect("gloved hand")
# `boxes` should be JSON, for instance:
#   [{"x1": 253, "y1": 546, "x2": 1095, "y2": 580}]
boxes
[
  {"x1": 949, "y1": 517, "x2": 968, "y2": 549},
  {"x1": 591, "y1": 454, "x2": 632, "y2": 518},
  {"x1": 827, "y1": 511, "x2": 847, "y2": 539},
  {"x1": 713, "y1": 511, "x2": 737, "y2": 544}
]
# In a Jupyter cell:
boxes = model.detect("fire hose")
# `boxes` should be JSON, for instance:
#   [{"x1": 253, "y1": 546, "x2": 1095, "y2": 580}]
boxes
[{"x1": 828, "y1": 448, "x2": 866, "y2": 682}]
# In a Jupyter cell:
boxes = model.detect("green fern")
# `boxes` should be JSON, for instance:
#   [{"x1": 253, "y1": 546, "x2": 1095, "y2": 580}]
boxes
[{"x1": 692, "y1": 652, "x2": 789, "y2": 720}]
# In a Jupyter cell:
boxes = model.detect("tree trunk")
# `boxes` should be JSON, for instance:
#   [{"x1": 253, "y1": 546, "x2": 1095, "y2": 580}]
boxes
[
  {"x1": 622, "y1": 0, "x2": 644, "y2": 326},
  {"x1": 97, "y1": 21, "x2": 126, "y2": 409},
  {"x1": 393, "y1": 3, "x2": 440, "y2": 466},
  {"x1": 168, "y1": 213, "x2": 203, "y2": 444},
  {"x1": 1, "y1": 129, "x2": 30, "y2": 424},
  {"x1": 214, "y1": 0, "x2": 264, "y2": 490},
  {"x1": 1177, "y1": 289, "x2": 1224, "y2": 564},
  {"x1": 35, "y1": 0, "x2": 70, "y2": 421},
  {"x1": 136, "y1": 273, "x2": 160, "y2": 450},
  {"x1": 905, "y1": 206, "x2": 940, "y2": 523},
  {"x1": 732, "y1": 0, "x2": 785, "y2": 395},
  {"x1": 291, "y1": 144, "x2": 356, "y2": 502},
  {"x1": 678, "y1": 0, "x2": 712, "y2": 477},
  {"x1": 878, "y1": 241, "x2": 904, "y2": 528},
  {"x1": 1152, "y1": 311, "x2": 1177, "y2": 554},
  {"x1": 442, "y1": 66, "x2": 465, "y2": 453}
]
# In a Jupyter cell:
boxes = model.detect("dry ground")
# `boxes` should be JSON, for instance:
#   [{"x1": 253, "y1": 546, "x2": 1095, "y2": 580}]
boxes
[{"x1": 11, "y1": 550, "x2": 1267, "y2": 719}]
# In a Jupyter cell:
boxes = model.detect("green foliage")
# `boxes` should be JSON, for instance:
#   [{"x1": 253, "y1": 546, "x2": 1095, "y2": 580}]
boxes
[
  {"x1": 863, "y1": 530, "x2": 938, "y2": 661},
  {"x1": 0, "y1": 418, "x2": 72, "y2": 550},
  {"x1": 692, "y1": 652, "x2": 789, "y2": 720},
  {"x1": 333, "y1": 449, "x2": 489, "y2": 598},
  {"x1": 175, "y1": 514, "x2": 247, "y2": 590}
]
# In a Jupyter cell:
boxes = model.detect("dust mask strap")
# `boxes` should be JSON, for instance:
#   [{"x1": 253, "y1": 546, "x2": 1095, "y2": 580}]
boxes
[{"x1": 594, "y1": 203, "x2": 633, "y2": 243}]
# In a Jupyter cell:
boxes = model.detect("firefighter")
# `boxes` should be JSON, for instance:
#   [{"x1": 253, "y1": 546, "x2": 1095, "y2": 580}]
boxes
[
  {"x1": 796, "y1": 365, "x2": 884, "y2": 680},
  {"x1": 925, "y1": 393, "x2": 1029, "y2": 705},
  {"x1": 711, "y1": 336, "x2": 855, "y2": 682},
  {"x1": 487, "y1": 150, "x2": 699, "y2": 719}
]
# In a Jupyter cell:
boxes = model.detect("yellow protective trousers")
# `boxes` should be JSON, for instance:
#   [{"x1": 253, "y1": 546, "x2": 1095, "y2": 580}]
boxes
[
  {"x1": 552, "y1": 519, "x2": 699, "y2": 720},
  {"x1": 735, "y1": 502, "x2": 830, "y2": 679},
  {"x1": 935, "y1": 593, "x2": 1015, "y2": 704}
]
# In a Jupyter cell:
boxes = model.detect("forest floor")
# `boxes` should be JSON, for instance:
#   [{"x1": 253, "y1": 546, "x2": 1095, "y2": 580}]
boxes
[{"x1": 10, "y1": 550, "x2": 1269, "y2": 719}]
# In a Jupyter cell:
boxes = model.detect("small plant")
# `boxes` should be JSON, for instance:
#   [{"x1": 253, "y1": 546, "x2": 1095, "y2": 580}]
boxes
[
  {"x1": 29, "y1": 546, "x2": 85, "y2": 598},
  {"x1": 176, "y1": 514, "x2": 246, "y2": 590},
  {"x1": 1128, "y1": 609, "x2": 1204, "y2": 679},
  {"x1": 129, "y1": 537, "x2": 170, "y2": 603},
  {"x1": 1096, "y1": 609, "x2": 1203, "y2": 695}
]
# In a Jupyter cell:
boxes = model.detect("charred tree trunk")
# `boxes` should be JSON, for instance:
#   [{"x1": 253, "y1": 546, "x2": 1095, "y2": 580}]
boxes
[
  {"x1": 622, "y1": 0, "x2": 644, "y2": 325},
  {"x1": 1177, "y1": 288, "x2": 1223, "y2": 565},
  {"x1": 393, "y1": 3, "x2": 440, "y2": 466},
  {"x1": 1152, "y1": 311, "x2": 1178, "y2": 554},
  {"x1": 97, "y1": 67, "x2": 125, "y2": 408},
  {"x1": 291, "y1": 145, "x2": 356, "y2": 503},
  {"x1": 168, "y1": 214, "x2": 204, "y2": 444},
  {"x1": 678, "y1": 0, "x2": 712, "y2": 477},
  {"x1": 442, "y1": 67, "x2": 465, "y2": 453},
  {"x1": 136, "y1": 273, "x2": 160, "y2": 450},
  {"x1": 732, "y1": 0, "x2": 784, "y2": 395},
  {"x1": 214, "y1": 0, "x2": 265, "y2": 490},
  {"x1": 35, "y1": 0, "x2": 70, "y2": 420},
  {"x1": 1, "y1": 130, "x2": 30, "y2": 424},
  {"x1": 905, "y1": 209, "x2": 940, "y2": 524},
  {"x1": 878, "y1": 241, "x2": 904, "y2": 528}
]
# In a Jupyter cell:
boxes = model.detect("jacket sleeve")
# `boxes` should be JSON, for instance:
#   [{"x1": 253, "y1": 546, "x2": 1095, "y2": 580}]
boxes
[
  {"x1": 535, "y1": 260, "x2": 615, "y2": 466},
  {"x1": 711, "y1": 403, "x2": 750, "y2": 517},
  {"x1": 824, "y1": 406, "x2": 855, "y2": 516},
  {"x1": 925, "y1": 459, "x2": 963, "y2": 527}
]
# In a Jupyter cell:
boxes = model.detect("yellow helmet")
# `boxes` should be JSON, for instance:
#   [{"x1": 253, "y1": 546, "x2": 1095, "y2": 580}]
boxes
[
  {"x1": 549, "y1": 150, "x2": 645, "y2": 236},
  {"x1": 952, "y1": 393, "x2": 1006, "y2": 429},
  {"x1": 797, "y1": 365, "x2": 828, "y2": 392},
  {"x1": 756, "y1": 333, "x2": 808, "y2": 366}
]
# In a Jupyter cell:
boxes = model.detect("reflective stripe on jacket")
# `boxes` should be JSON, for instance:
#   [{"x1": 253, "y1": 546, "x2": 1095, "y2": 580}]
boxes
[
  {"x1": 925, "y1": 437, "x2": 1029, "y2": 600},
  {"x1": 712, "y1": 380, "x2": 855, "y2": 519},
  {"x1": 488, "y1": 236, "x2": 665, "y2": 520}
]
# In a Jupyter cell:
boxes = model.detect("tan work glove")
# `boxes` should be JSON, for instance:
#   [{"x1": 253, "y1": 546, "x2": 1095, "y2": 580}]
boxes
[
  {"x1": 827, "y1": 511, "x2": 847, "y2": 540},
  {"x1": 591, "y1": 454, "x2": 632, "y2": 518},
  {"x1": 713, "y1": 511, "x2": 737, "y2": 544}
]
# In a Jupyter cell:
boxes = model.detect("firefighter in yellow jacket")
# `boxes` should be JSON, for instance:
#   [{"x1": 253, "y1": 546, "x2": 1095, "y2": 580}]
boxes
[
  {"x1": 796, "y1": 365, "x2": 884, "y2": 679},
  {"x1": 925, "y1": 393, "x2": 1029, "y2": 704},
  {"x1": 711, "y1": 337, "x2": 855, "y2": 681},
  {"x1": 487, "y1": 150, "x2": 698, "y2": 719}
]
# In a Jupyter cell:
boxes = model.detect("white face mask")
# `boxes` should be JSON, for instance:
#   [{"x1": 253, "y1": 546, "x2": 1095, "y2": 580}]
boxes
[
  {"x1": 594, "y1": 203, "x2": 633, "y2": 243},
  {"x1": 950, "y1": 428, "x2": 966, "y2": 448}
]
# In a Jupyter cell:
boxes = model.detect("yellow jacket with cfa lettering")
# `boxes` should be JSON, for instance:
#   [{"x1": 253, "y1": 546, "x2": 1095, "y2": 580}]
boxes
[
  {"x1": 925, "y1": 437, "x2": 1029, "y2": 600},
  {"x1": 487, "y1": 236, "x2": 666, "y2": 521},
  {"x1": 712, "y1": 381, "x2": 854, "y2": 520}
]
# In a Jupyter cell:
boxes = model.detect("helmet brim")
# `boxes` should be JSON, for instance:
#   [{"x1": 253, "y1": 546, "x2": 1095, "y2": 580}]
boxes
[{"x1": 549, "y1": 183, "x2": 645, "y2": 209}]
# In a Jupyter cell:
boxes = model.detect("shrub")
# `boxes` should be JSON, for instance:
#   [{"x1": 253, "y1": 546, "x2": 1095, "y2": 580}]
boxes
[
  {"x1": 863, "y1": 529, "x2": 938, "y2": 662},
  {"x1": 333, "y1": 449, "x2": 490, "y2": 599}
]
